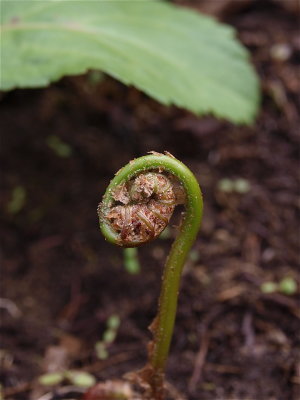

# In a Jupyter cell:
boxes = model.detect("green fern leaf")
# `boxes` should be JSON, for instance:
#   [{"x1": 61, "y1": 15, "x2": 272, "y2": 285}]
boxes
[{"x1": 1, "y1": 0, "x2": 260, "y2": 124}]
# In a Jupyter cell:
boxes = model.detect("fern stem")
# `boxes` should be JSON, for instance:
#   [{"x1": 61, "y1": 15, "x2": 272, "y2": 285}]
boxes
[{"x1": 98, "y1": 153, "x2": 203, "y2": 398}]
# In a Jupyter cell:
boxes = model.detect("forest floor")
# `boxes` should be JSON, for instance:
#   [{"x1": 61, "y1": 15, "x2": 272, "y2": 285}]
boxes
[{"x1": 1, "y1": 1, "x2": 299, "y2": 399}]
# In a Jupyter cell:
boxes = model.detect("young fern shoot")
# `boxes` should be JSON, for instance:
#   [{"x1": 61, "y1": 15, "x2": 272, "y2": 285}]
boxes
[{"x1": 98, "y1": 152, "x2": 203, "y2": 399}]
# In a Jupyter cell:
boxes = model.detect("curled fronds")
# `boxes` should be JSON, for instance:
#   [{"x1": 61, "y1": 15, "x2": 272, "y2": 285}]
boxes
[{"x1": 98, "y1": 172, "x2": 178, "y2": 247}]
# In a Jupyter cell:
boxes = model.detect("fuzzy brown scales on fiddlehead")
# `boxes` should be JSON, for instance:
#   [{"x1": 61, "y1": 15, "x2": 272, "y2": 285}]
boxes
[{"x1": 100, "y1": 172, "x2": 178, "y2": 247}]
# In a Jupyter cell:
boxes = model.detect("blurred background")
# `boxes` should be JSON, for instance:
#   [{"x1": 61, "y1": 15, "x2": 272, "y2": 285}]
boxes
[{"x1": 1, "y1": 1, "x2": 299, "y2": 399}]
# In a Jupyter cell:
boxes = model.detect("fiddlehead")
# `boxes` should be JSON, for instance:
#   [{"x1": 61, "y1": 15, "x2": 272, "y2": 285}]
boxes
[
  {"x1": 98, "y1": 152, "x2": 203, "y2": 399},
  {"x1": 99, "y1": 172, "x2": 177, "y2": 247}
]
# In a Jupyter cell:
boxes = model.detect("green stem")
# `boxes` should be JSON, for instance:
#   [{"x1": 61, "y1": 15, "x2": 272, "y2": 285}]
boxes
[{"x1": 99, "y1": 153, "x2": 203, "y2": 395}]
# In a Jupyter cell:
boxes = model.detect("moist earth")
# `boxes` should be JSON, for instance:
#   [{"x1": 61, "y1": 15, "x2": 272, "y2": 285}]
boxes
[{"x1": 1, "y1": 1, "x2": 299, "y2": 399}]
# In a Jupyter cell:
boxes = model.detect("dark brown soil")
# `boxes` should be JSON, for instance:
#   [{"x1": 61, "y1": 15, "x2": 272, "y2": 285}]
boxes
[{"x1": 1, "y1": 1, "x2": 299, "y2": 400}]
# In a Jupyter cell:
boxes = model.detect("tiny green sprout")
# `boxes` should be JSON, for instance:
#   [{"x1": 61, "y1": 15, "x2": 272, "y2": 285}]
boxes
[
  {"x1": 278, "y1": 277, "x2": 297, "y2": 295},
  {"x1": 234, "y1": 178, "x2": 251, "y2": 194},
  {"x1": 124, "y1": 248, "x2": 141, "y2": 274},
  {"x1": 107, "y1": 314, "x2": 121, "y2": 330},
  {"x1": 95, "y1": 342, "x2": 108, "y2": 360},
  {"x1": 260, "y1": 281, "x2": 278, "y2": 294},
  {"x1": 7, "y1": 185, "x2": 26, "y2": 214},
  {"x1": 95, "y1": 314, "x2": 121, "y2": 360},
  {"x1": 103, "y1": 329, "x2": 117, "y2": 344},
  {"x1": 217, "y1": 177, "x2": 250, "y2": 193},
  {"x1": 98, "y1": 153, "x2": 203, "y2": 399},
  {"x1": 38, "y1": 372, "x2": 65, "y2": 386},
  {"x1": 66, "y1": 371, "x2": 96, "y2": 388},
  {"x1": 218, "y1": 178, "x2": 234, "y2": 193},
  {"x1": 46, "y1": 135, "x2": 73, "y2": 158},
  {"x1": 260, "y1": 277, "x2": 297, "y2": 296},
  {"x1": 39, "y1": 370, "x2": 96, "y2": 388}
]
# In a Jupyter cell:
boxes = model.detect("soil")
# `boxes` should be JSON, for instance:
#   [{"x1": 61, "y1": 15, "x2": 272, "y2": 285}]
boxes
[{"x1": 1, "y1": 1, "x2": 299, "y2": 400}]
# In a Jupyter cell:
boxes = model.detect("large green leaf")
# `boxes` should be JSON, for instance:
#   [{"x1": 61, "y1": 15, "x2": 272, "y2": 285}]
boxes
[{"x1": 1, "y1": 0, "x2": 260, "y2": 123}]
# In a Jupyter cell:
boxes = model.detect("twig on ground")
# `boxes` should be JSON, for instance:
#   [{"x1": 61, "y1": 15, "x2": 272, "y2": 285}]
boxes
[
  {"x1": 0, "y1": 298, "x2": 22, "y2": 318},
  {"x1": 242, "y1": 311, "x2": 255, "y2": 353},
  {"x1": 188, "y1": 306, "x2": 223, "y2": 393}
]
